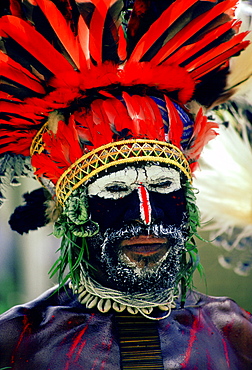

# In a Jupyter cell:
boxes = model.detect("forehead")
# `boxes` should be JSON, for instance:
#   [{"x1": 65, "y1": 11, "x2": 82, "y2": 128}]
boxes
[
  {"x1": 88, "y1": 164, "x2": 181, "y2": 192},
  {"x1": 94, "y1": 165, "x2": 179, "y2": 181}
]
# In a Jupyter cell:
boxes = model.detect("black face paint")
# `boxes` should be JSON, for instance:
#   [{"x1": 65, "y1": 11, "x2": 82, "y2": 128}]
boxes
[
  {"x1": 86, "y1": 186, "x2": 189, "y2": 294},
  {"x1": 88, "y1": 188, "x2": 187, "y2": 233}
]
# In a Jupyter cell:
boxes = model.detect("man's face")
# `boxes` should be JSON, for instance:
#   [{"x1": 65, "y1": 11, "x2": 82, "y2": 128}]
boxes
[{"x1": 87, "y1": 164, "x2": 189, "y2": 294}]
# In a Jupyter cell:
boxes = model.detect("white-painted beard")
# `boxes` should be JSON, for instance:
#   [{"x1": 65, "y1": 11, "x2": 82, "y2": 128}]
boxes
[{"x1": 88, "y1": 218, "x2": 188, "y2": 295}]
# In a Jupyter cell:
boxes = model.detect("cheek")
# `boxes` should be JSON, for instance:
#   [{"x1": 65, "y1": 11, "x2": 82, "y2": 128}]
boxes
[
  {"x1": 150, "y1": 189, "x2": 187, "y2": 227},
  {"x1": 87, "y1": 194, "x2": 135, "y2": 232}
]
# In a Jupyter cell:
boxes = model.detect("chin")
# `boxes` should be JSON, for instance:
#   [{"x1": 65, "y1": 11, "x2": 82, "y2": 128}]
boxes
[
  {"x1": 99, "y1": 244, "x2": 184, "y2": 295},
  {"x1": 87, "y1": 221, "x2": 188, "y2": 294}
]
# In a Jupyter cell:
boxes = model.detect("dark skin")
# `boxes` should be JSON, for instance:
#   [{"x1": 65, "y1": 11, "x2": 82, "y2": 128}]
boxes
[
  {"x1": 86, "y1": 164, "x2": 188, "y2": 293},
  {"x1": 0, "y1": 166, "x2": 251, "y2": 369}
]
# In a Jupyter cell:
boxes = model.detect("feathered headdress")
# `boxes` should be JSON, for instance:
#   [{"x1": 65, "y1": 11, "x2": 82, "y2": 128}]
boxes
[
  {"x1": 194, "y1": 1, "x2": 252, "y2": 277},
  {"x1": 0, "y1": 0, "x2": 249, "y2": 299}
]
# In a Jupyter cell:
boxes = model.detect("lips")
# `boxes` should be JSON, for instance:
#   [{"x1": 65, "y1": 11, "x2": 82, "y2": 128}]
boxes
[
  {"x1": 124, "y1": 243, "x2": 165, "y2": 254},
  {"x1": 120, "y1": 235, "x2": 169, "y2": 266}
]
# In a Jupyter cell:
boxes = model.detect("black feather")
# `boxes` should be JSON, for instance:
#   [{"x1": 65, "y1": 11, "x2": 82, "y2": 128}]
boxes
[{"x1": 8, "y1": 187, "x2": 52, "y2": 234}]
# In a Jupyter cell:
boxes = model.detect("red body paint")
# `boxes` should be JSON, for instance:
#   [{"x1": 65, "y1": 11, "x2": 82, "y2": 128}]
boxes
[
  {"x1": 138, "y1": 185, "x2": 151, "y2": 225},
  {"x1": 64, "y1": 325, "x2": 88, "y2": 370},
  {"x1": 181, "y1": 316, "x2": 202, "y2": 368},
  {"x1": 11, "y1": 314, "x2": 31, "y2": 364}
]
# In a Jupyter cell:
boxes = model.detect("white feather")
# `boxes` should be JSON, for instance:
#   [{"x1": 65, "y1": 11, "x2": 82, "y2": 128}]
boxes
[
  {"x1": 194, "y1": 102, "x2": 252, "y2": 275},
  {"x1": 195, "y1": 107, "x2": 252, "y2": 231}
]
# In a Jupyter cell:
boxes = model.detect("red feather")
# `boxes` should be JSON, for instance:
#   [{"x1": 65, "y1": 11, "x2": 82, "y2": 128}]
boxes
[
  {"x1": 9, "y1": 0, "x2": 24, "y2": 18},
  {"x1": 32, "y1": 153, "x2": 65, "y2": 183},
  {"x1": 77, "y1": 15, "x2": 91, "y2": 68},
  {"x1": 87, "y1": 0, "x2": 118, "y2": 63},
  {"x1": 0, "y1": 16, "x2": 76, "y2": 84},
  {"x1": 48, "y1": 119, "x2": 83, "y2": 165},
  {"x1": 185, "y1": 108, "x2": 219, "y2": 170},
  {"x1": 165, "y1": 20, "x2": 237, "y2": 67},
  {"x1": 0, "y1": 91, "x2": 21, "y2": 102},
  {"x1": 120, "y1": 93, "x2": 164, "y2": 140},
  {"x1": 122, "y1": 92, "x2": 142, "y2": 136},
  {"x1": 133, "y1": 95, "x2": 165, "y2": 141},
  {"x1": 73, "y1": 109, "x2": 95, "y2": 149},
  {"x1": 117, "y1": 25, "x2": 127, "y2": 61},
  {"x1": 0, "y1": 130, "x2": 37, "y2": 156},
  {"x1": 32, "y1": 118, "x2": 84, "y2": 183},
  {"x1": 101, "y1": 98, "x2": 132, "y2": 137},
  {"x1": 34, "y1": 0, "x2": 83, "y2": 70},
  {"x1": 0, "y1": 52, "x2": 46, "y2": 94},
  {"x1": 188, "y1": 35, "x2": 249, "y2": 79},
  {"x1": 0, "y1": 100, "x2": 48, "y2": 122},
  {"x1": 164, "y1": 96, "x2": 184, "y2": 149},
  {"x1": 122, "y1": 62, "x2": 195, "y2": 104},
  {"x1": 128, "y1": 0, "x2": 199, "y2": 63},
  {"x1": 91, "y1": 99, "x2": 113, "y2": 146},
  {"x1": 151, "y1": 0, "x2": 238, "y2": 65}
]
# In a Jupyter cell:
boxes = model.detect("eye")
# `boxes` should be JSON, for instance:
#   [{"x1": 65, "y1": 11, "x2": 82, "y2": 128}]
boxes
[
  {"x1": 105, "y1": 184, "x2": 130, "y2": 193},
  {"x1": 149, "y1": 180, "x2": 173, "y2": 189},
  {"x1": 102, "y1": 182, "x2": 132, "y2": 199},
  {"x1": 147, "y1": 176, "x2": 181, "y2": 194}
]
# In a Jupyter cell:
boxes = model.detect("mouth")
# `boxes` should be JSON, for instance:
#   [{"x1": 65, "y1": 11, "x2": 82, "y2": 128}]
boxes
[{"x1": 120, "y1": 235, "x2": 169, "y2": 268}]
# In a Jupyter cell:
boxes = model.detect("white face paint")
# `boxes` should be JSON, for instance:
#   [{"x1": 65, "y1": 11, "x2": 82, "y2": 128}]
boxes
[{"x1": 87, "y1": 165, "x2": 181, "y2": 199}]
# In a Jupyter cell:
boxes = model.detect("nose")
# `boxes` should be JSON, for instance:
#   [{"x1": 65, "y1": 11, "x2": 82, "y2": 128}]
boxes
[
  {"x1": 123, "y1": 185, "x2": 165, "y2": 225},
  {"x1": 138, "y1": 184, "x2": 151, "y2": 225}
]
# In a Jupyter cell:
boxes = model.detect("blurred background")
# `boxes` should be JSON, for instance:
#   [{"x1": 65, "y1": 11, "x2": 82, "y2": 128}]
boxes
[
  {"x1": 0, "y1": 178, "x2": 251, "y2": 314},
  {"x1": 0, "y1": 178, "x2": 60, "y2": 314}
]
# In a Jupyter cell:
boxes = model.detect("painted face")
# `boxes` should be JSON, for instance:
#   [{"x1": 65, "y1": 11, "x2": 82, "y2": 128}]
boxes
[{"x1": 87, "y1": 164, "x2": 189, "y2": 294}]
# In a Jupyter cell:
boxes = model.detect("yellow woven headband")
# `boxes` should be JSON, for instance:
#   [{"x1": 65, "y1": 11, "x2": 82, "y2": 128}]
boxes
[
  {"x1": 31, "y1": 124, "x2": 192, "y2": 205},
  {"x1": 55, "y1": 139, "x2": 192, "y2": 205}
]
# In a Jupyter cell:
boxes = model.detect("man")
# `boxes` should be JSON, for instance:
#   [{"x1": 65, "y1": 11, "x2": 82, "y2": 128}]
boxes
[
  {"x1": 0, "y1": 0, "x2": 251, "y2": 369},
  {"x1": 1, "y1": 160, "x2": 252, "y2": 369}
]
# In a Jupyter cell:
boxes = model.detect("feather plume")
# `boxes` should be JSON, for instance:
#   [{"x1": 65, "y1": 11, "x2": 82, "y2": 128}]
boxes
[
  {"x1": 0, "y1": 52, "x2": 46, "y2": 94},
  {"x1": 189, "y1": 33, "x2": 249, "y2": 80},
  {"x1": 128, "y1": 0, "x2": 200, "y2": 63},
  {"x1": 164, "y1": 96, "x2": 184, "y2": 149},
  {"x1": 76, "y1": 0, "x2": 125, "y2": 63},
  {"x1": 151, "y1": 0, "x2": 238, "y2": 65},
  {"x1": 8, "y1": 187, "x2": 59, "y2": 234},
  {"x1": 0, "y1": 0, "x2": 248, "y2": 188},
  {"x1": 32, "y1": 116, "x2": 83, "y2": 183},
  {"x1": 194, "y1": 102, "x2": 252, "y2": 275},
  {"x1": 101, "y1": 97, "x2": 133, "y2": 138},
  {"x1": 185, "y1": 108, "x2": 219, "y2": 172},
  {"x1": 0, "y1": 129, "x2": 38, "y2": 156},
  {"x1": 9, "y1": 0, "x2": 24, "y2": 18},
  {"x1": 77, "y1": 14, "x2": 91, "y2": 66},
  {"x1": 195, "y1": 103, "x2": 252, "y2": 230},
  {"x1": 0, "y1": 15, "x2": 76, "y2": 80},
  {"x1": 31, "y1": 0, "x2": 83, "y2": 70}
]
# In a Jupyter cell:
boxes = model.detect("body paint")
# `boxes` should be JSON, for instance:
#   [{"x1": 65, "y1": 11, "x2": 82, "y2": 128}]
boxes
[{"x1": 138, "y1": 185, "x2": 151, "y2": 225}]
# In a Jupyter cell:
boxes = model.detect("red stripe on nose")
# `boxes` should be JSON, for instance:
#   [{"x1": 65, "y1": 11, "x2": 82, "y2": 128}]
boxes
[{"x1": 138, "y1": 185, "x2": 151, "y2": 225}]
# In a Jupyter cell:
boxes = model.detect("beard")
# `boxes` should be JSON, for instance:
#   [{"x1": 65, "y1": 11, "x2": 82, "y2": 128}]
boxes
[{"x1": 87, "y1": 216, "x2": 189, "y2": 295}]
